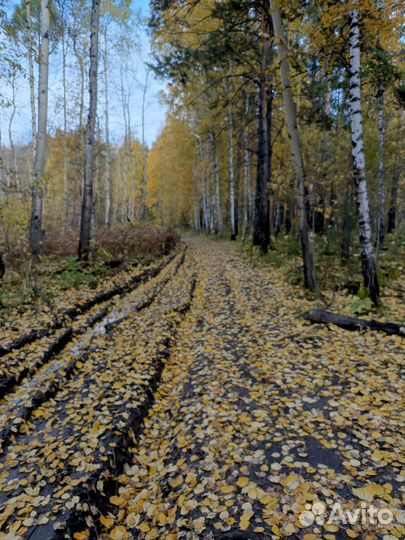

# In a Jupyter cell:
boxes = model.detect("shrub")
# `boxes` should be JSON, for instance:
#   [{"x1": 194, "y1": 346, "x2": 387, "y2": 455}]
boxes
[{"x1": 42, "y1": 225, "x2": 179, "y2": 262}]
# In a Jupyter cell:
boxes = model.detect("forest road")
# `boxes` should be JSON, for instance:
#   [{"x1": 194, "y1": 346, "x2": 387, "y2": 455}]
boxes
[
  {"x1": 98, "y1": 237, "x2": 404, "y2": 540},
  {"x1": 0, "y1": 238, "x2": 404, "y2": 540}
]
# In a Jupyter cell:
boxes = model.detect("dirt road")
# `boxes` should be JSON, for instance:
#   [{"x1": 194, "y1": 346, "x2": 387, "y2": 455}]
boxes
[{"x1": 0, "y1": 239, "x2": 404, "y2": 540}]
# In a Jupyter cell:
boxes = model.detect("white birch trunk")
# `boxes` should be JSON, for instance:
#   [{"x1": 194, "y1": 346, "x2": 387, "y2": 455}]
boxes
[
  {"x1": 25, "y1": 0, "x2": 36, "y2": 158},
  {"x1": 348, "y1": 6, "x2": 380, "y2": 303},
  {"x1": 29, "y1": 0, "x2": 50, "y2": 255},
  {"x1": 103, "y1": 25, "x2": 111, "y2": 227}
]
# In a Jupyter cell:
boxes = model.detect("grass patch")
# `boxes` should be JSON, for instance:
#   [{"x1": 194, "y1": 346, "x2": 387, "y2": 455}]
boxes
[{"x1": 56, "y1": 257, "x2": 110, "y2": 290}]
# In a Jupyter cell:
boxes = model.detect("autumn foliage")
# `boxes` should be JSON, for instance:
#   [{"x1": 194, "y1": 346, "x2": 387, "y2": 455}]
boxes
[{"x1": 42, "y1": 226, "x2": 178, "y2": 261}]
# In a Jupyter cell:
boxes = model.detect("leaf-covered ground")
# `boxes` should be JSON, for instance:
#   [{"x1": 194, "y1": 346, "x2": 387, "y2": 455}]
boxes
[
  {"x1": 0, "y1": 238, "x2": 404, "y2": 540},
  {"x1": 249, "y1": 234, "x2": 405, "y2": 324},
  {"x1": 0, "y1": 251, "x2": 174, "y2": 355}
]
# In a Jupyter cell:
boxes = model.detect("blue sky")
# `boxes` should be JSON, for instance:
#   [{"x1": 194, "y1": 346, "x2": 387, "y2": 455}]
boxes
[{"x1": 0, "y1": 0, "x2": 167, "y2": 148}]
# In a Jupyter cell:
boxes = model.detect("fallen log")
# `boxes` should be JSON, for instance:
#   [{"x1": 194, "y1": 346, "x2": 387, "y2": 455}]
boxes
[{"x1": 307, "y1": 309, "x2": 405, "y2": 337}]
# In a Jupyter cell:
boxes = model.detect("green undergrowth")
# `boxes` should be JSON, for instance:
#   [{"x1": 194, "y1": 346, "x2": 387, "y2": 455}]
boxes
[
  {"x1": 240, "y1": 231, "x2": 405, "y2": 323},
  {"x1": 0, "y1": 226, "x2": 179, "y2": 319},
  {"x1": 55, "y1": 256, "x2": 111, "y2": 290},
  {"x1": 0, "y1": 256, "x2": 122, "y2": 319}
]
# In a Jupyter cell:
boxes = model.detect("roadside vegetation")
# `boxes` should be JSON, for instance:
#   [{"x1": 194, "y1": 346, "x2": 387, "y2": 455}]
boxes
[
  {"x1": 242, "y1": 231, "x2": 405, "y2": 323},
  {"x1": 0, "y1": 225, "x2": 178, "y2": 321}
]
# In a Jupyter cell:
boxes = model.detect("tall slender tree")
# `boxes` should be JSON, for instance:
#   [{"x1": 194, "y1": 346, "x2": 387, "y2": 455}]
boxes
[
  {"x1": 103, "y1": 23, "x2": 112, "y2": 227},
  {"x1": 141, "y1": 69, "x2": 150, "y2": 220},
  {"x1": 25, "y1": 0, "x2": 36, "y2": 158},
  {"x1": 227, "y1": 76, "x2": 237, "y2": 240},
  {"x1": 348, "y1": 5, "x2": 379, "y2": 304},
  {"x1": 61, "y1": 7, "x2": 69, "y2": 231},
  {"x1": 211, "y1": 130, "x2": 222, "y2": 235},
  {"x1": 29, "y1": 0, "x2": 50, "y2": 256},
  {"x1": 376, "y1": 86, "x2": 385, "y2": 253},
  {"x1": 253, "y1": 9, "x2": 272, "y2": 253},
  {"x1": 367, "y1": 47, "x2": 399, "y2": 252},
  {"x1": 78, "y1": 0, "x2": 101, "y2": 259},
  {"x1": 7, "y1": 66, "x2": 19, "y2": 189},
  {"x1": 270, "y1": 0, "x2": 317, "y2": 292}
]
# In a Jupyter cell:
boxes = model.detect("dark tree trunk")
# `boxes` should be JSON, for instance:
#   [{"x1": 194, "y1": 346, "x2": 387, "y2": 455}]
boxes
[
  {"x1": 235, "y1": 134, "x2": 242, "y2": 240},
  {"x1": 341, "y1": 180, "x2": 352, "y2": 264},
  {"x1": 285, "y1": 202, "x2": 292, "y2": 234},
  {"x1": 253, "y1": 10, "x2": 272, "y2": 253},
  {"x1": 307, "y1": 309, "x2": 405, "y2": 337},
  {"x1": 387, "y1": 165, "x2": 399, "y2": 234},
  {"x1": 227, "y1": 75, "x2": 237, "y2": 241},
  {"x1": 271, "y1": 0, "x2": 318, "y2": 292},
  {"x1": 313, "y1": 197, "x2": 325, "y2": 235},
  {"x1": 376, "y1": 89, "x2": 386, "y2": 252},
  {"x1": 79, "y1": 0, "x2": 101, "y2": 259}
]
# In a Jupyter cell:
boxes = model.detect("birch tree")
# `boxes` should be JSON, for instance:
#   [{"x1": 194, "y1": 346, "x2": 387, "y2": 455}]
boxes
[
  {"x1": 227, "y1": 90, "x2": 237, "y2": 240},
  {"x1": 376, "y1": 87, "x2": 385, "y2": 253},
  {"x1": 368, "y1": 47, "x2": 399, "y2": 252},
  {"x1": 211, "y1": 131, "x2": 222, "y2": 235},
  {"x1": 60, "y1": 5, "x2": 69, "y2": 230},
  {"x1": 7, "y1": 67, "x2": 19, "y2": 190},
  {"x1": 348, "y1": 5, "x2": 379, "y2": 304},
  {"x1": 25, "y1": 0, "x2": 36, "y2": 158},
  {"x1": 103, "y1": 23, "x2": 112, "y2": 227},
  {"x1": 198, "y1": 137, "x2": 210, "y2": 233},
  {"x1": 78, "y1": 0, "x2": 100, "y2": 259},
  {"x1": 242, "y1": 94, "x2": 253, "y2": 240},
  {"x1": 270, "y1": 0, "x2": 317, "y2": 292},
  {"x1": 29, "y1": 0, "x2": 50, "y2": 256}
]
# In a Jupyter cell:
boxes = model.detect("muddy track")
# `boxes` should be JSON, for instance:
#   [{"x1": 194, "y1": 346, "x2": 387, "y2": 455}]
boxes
[
  {"x1": 88, "y1": 238, "x2": 404, "y2": 540},
  {"x1": 0, "y1": 251, "x2": 177, "y2": 359},
  {"x1": 60, "y1": 277, "x2": 197, "y2": 540},
  {"x1": 0, "y1": 251, "x2": 196, "y2": 540},
  {"x1": 0, "y1": 249, "x2": 186, "y2": 452},
  {"x1": 0, "y1": 250, "x2": 183, "y2": 401}
]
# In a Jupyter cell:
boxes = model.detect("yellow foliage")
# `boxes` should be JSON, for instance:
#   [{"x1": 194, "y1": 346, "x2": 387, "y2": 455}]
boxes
[{"x1": 147, "y1": 116, "x2": 196, "y2": 227}]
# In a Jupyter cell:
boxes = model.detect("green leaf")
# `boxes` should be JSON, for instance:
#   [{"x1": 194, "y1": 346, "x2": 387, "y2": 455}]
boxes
[{"x1": 350, "y1": 297, "x2": 373, "y2": 315}]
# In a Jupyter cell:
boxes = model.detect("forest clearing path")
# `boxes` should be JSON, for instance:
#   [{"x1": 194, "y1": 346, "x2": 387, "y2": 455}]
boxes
[
  {"x1": 104, "y1": 237, "x2": 404, "y2": 540},
  {"x1": 0, "y1": 239, "x2": 404, "y2": 540}
]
